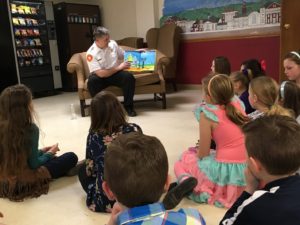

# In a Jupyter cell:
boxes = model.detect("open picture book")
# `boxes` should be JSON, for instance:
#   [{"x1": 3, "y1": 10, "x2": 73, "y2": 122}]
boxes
[{"x1": 124, "y1": 50, "x2": 156, "y2": 72}]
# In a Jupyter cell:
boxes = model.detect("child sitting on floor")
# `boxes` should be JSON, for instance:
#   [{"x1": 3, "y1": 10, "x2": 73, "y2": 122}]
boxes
[
  {"x1": 240, "y1": 59, "x2": 266, "y2": 80},
  {"x1": 220, "y1": 115, "x2": 300, "y2": 225},
  {"x1": 78, "y1": 91, "x2": 142, "y2": 212},
  {"x1": 103, "y1": 132, "x2": 206, "y2": 225},
  {"x1": 211, "y1": 56, "x2": 231, "y2": 75},
  {"x1": 230, "y1": 71, "x2": 255, "y2": 114},
  {"x1": 166, "y1": 74, "x2": 249, "y2": 209},
  {"x1": 0, "y1": 84, "x2": 78, "y2": 201},
  {"x1": 279, "y1": 80, "x2": 300, "y2": 123},
  {"x1": 248, "y1": 76, "x2": 293, "y2": 120},
  {"x1": 283, "y1": 51, "x2": 300, "y2": 87}
]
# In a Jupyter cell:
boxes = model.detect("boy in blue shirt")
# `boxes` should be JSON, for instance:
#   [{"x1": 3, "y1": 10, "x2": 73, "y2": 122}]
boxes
[{"x1": 102, "y1": 132, "x2": 206, "y2": 225}]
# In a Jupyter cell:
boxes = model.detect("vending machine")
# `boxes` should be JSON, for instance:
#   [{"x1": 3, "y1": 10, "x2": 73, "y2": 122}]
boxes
[
  {"x1": 1, "y1": 0, "x2": 54, "y2": 93},
  {"x1": 45, "y1": 1, "x2": 62, "y2": 89}
]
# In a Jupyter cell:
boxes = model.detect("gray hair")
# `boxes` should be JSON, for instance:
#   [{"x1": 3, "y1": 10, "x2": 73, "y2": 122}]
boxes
[{"x1": 93, "y1": 26, "x2": 109, "y2": 40}]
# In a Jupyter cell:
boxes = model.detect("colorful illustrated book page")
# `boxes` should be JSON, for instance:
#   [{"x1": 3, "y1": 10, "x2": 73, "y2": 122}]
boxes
[{"x1": 124, "y1": 50, "x2": 156, "y2": 72}]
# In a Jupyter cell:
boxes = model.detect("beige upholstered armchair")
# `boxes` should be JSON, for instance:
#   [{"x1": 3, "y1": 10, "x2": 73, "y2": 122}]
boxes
[
  {"x1": 67, "y1": 46, "x2": 167, "y2": 117},
  {"x1": 146, "y1": 24, "x2": 182, "y2": 91},
  {"x1": 116, "y1": 37, "x2": 144, "y2": 48}
]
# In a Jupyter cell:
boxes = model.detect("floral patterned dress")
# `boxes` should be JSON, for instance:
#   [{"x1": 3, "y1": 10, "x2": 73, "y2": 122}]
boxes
[{"x1": 84, "y1": 123, "x2": 142, "y2": 212}]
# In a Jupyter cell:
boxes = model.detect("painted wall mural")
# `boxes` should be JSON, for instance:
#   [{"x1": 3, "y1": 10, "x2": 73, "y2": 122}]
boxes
[{"x1": 161, "y1": 0, "x2": 281, "y2": 34}]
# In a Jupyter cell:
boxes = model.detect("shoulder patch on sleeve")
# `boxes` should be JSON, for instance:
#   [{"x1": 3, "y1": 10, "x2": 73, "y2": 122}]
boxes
[{"x1": 86, "y1": 54, "x2": 93, "y2": 62}]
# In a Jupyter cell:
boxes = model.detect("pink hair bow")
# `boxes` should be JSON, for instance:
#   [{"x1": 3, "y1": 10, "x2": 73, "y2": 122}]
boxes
[{"x1": 261, "y1": 59, "x2": 267, "y2": 71}]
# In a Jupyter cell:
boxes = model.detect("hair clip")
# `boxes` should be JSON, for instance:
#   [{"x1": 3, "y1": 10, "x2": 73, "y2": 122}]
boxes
[
  {"x1": 242, "y1": 69, "x2": 248, "y2": 76},
  {"x1": 280, "y1": 81, "x2": 288, "y2": 99},
  {"x1": 260, "y1": 59, "x2": 267, "y2": 71},
  {"x1": 291, "y1": 51, "x2": 300, "y2": 59}
]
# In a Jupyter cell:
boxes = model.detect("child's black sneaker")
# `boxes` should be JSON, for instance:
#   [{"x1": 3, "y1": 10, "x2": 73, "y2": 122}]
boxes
[{"x1": 162, "y1": 177, "x2": 198, "y2": 210}]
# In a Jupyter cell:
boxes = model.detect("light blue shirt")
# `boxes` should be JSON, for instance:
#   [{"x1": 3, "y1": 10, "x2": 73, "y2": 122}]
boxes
[{"x1": 117, "y1": 203, "x2": 206, "y2": 225}]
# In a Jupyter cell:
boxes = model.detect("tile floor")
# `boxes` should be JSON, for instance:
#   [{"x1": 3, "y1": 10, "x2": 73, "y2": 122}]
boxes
[{"x1": 0, "y1": 86, "x2": 226, "y2": 225}]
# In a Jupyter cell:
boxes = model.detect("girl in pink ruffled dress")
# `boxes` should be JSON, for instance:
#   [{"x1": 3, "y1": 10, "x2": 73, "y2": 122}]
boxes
[{"x1": 174, "y1": 74, "x2": 249, "y2": 208}]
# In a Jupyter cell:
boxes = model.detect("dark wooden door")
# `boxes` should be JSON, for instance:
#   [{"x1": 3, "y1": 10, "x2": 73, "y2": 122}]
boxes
[
  {"x1": 280, "y1": 0, "x2": 300, "y2": 81},
  {"x1": 68, "y1": 24, "x2": 93, "y2": 55},
  {"x1": 54, "y1": 2, "x2": 100, "y2": 91}
]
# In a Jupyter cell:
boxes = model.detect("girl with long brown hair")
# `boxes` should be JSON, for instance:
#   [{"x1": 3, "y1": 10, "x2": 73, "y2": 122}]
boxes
[
  {"x1": 211, "y1": 56, "x2": 231, "y2": 75},
  {"x1": 78, "y1": 91, "x2": 142, "y2": 213},
  {"x1": 0, "y1": 84, "x2": 78, "y2": 201}
]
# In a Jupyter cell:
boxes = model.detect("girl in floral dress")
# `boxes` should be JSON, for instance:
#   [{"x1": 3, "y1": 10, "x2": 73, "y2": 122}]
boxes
[{"x1": 78, "y1": 91, "x2": 142, "y2": 212}]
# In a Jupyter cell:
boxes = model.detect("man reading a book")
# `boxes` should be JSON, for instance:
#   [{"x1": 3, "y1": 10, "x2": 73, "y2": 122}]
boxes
[{"x1": 86, "y1": 26, "x2": 137, "y2": 117}]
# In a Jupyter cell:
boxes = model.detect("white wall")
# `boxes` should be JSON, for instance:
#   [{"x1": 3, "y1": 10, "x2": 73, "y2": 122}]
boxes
[
  {"x1": 101, "y1": 0, "x2": 164, "y2": 40},
  {"x1": 136, "y1": 0, "x2": 164, "y2": 36},
  {"x1": 157, "y1": 0, "x2": 164, "y2": 21},
  {"x1": 99, "y1": 0, "x2": 137, "y2": 40},
  {"x1": 136, "y1": 0, "x2": 155, "y2": 39},
  {"x1": 100, "y1": 0, "x2": 164, "y2": 40}
]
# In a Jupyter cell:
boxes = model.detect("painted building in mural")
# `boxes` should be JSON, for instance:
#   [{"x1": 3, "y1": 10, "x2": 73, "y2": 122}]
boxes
[{"x1": 164, "y1": 2, "x2": 280, "y2": 33}]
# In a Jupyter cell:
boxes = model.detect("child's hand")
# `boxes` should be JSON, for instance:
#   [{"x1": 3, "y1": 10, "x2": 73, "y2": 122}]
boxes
[
  {"x1": 188, "y1": 147, "x2": 197, "y2": 153},
  {"x1": 107, "y1": 202, "x2": 122, "y2": 225},
  {"x1": 244, "y1": 167, "x2": 260, "y2": 194},
  {"x1": 195, "y1": 140, "x2": 200, "y2": 148},
  {"x1": 48, "y1": 143, "x2": 59, "y2": 155},
  {"x1": 136, "y1": 48, "x2": 146, "y2": 52},
  {"x1": 41, "y1": 146, "x2": 52, "y2": 153}
]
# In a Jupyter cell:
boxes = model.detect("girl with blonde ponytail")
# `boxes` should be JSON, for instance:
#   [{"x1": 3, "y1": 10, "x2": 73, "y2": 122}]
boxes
[
  {"x1": 172, "y1": 74, "x2": 248, "y2": 209},
  {"x1": 248, "y1": 76, "x2": 293, "y2": 120},
  {"x1": 208, "y1": 74, "x2": 249, "y2": 126}
]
